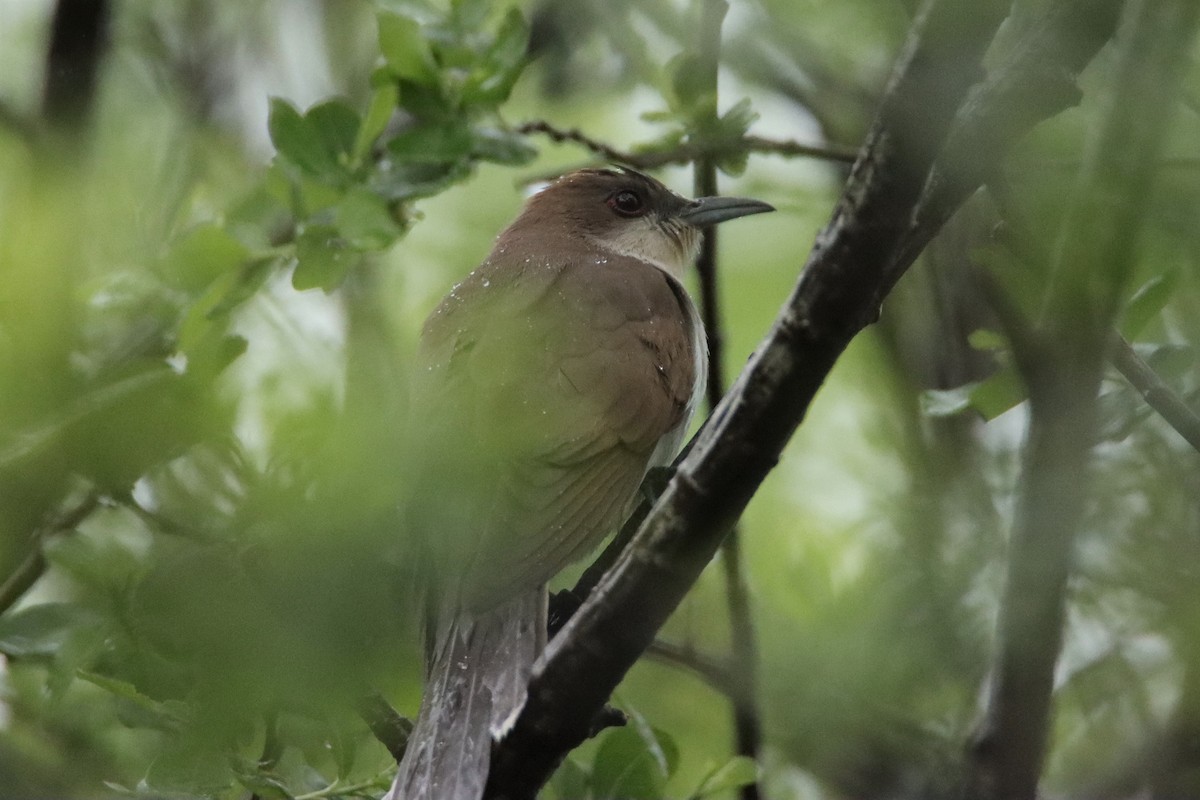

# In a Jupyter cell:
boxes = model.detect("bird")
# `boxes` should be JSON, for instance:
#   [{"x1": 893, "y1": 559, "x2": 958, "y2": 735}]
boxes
[{"x1": 387, "y1": 166, "x2": 773, "y2": 800}]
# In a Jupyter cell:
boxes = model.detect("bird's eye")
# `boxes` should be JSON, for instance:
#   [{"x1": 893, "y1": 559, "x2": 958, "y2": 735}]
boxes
[{"x1": 607, "y1": 190, "x2": 645, "y2": 217}]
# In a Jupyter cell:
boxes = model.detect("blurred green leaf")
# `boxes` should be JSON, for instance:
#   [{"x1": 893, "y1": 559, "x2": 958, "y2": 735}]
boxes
[
  {"x1": 471, "y1": 127, "x2": 537, "y2": 166},
  {"x1": 591, "y1": 716, "x2": 678, "y2": 800},
  {"x1": 0, "y1": 603, "x2": 101, "y2": 661},
  {"x1": 269, "y1": 98, "x2": 341, "y2": 179},
  {"x1": 378, "y1": 12, "x2": 437, "y2": 84},
  {"x1": 450, "y1": 0, "x2": 491, "y2": 32},
  {"x1": 465, "y1": 8, "x2": 529, "y2": 105},
  {"x1": 921, "y1": 366, "x2": 1027, "y2": 421},
  {"x1": 355, "y1": 81, "x2": 400, "y2": 162},
  {"x1": 163, "y1": 224, "x2": 250, "y2": 293},
  {"x1": 548, "y1": 755, "x2": 591, "y2": 800},
  {"x1": 692, "y1": 755, "x2": 758, "y2": 797},
  {"x1": 146, "y1": 739, "x2": 236, "y2": 794},
  {"x1": 1097, "y1": 385, "x2": 1149, "y2": 442},
  {"x1": 968, "y1": 367, "x2": 1027, "y2": 420},
  {"x1": 306, "y1": 99, "x2": 361, "y2": 167},
  {"x1": 388, "y1": 119, "x2": 474, "y2": 164},
  {"x1": 1121, "y1": 272, "x2": 1178, "y2": 339},
  {"x1": 968, "y1": 327, "x2": 1008, "y2": 353},
  {"x1": 77, "y1": 671, "x2": 189, "y2": 731},
  {"x1": 336, "y1": 188, "x2": 404, "y2": 250},
  {"x1": 294, "y1": 225, "x2": 356, "y2": 291}
]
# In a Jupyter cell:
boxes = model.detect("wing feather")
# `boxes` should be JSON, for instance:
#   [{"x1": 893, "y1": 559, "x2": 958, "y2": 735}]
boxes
[{"x1": 410, "y1": 246, "x2": 700, "y2": 609}]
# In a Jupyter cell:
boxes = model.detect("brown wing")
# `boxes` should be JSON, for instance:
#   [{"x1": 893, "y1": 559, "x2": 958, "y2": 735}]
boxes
[{"x1": 410, "y1": 248, "x2": 698, "y2": 609}]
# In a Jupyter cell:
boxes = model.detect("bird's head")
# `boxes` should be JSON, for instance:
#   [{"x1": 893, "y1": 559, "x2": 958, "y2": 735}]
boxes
[{"x1": 503, "y1": 167, "x2": 774, "y2": 280}]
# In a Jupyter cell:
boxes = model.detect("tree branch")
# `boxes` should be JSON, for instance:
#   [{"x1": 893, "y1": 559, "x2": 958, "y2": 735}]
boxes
[
  {"x1": 644, "y1": 639, "x2": 734, "y2": 698},
  {"x1": 516, "y1": 120, "x2": 857, "y2": 174},
  {"x1": 41, "y1": 0, "x2": 112, "y2": 130},
  {"x1": 1110, "y1": 336, "x2": 1200, "y2": 455},
  {"x1": 966, "y1": 1, "x2": 1200, "y2": 797},
  {"x1": 484, "y1": 1, "x2": 1014, "y2": 796}
]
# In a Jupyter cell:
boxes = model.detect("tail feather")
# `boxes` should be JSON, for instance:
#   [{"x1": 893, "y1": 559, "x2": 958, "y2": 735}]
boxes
[{"x1": 386, "y1": 590, "x2": 545, "y2": 800}]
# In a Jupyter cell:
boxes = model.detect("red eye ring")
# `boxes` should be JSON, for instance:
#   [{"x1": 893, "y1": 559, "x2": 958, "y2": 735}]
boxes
[{"x1": 607, "y1": 190, "x2": 645, "y2": 217}]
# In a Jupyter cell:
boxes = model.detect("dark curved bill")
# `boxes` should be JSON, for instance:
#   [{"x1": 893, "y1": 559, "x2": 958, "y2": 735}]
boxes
[{"x1": 677, "y1": 196, "x2": 775, "y2": 227}]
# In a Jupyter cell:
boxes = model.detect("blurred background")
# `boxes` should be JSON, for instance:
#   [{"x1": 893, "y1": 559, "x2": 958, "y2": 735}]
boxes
[{"x1": 0, "y1": 0, "x2": 1198, "y2": 798}]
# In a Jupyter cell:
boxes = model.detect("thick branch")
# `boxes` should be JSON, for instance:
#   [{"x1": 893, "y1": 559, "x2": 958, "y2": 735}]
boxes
[
  {"x1": 483, "y1": 2, "x2": 1013, "y2": 797},
  {"x1": 41, "y1": 0, "x2": 112, "y2": 130},
  {"x1": 967, "y1": 1, "x2": 1200, "y2": 797}
]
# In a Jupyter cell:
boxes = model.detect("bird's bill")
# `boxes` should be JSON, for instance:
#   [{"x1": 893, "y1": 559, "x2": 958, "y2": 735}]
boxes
[{"x1": 677, "y1": 196, "x2": 775, "y2": 227}]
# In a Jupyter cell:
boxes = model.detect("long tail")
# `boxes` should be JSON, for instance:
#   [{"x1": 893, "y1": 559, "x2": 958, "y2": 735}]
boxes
[{"x1": 385, "y1": 589, "x2": 545, "y2": 800}]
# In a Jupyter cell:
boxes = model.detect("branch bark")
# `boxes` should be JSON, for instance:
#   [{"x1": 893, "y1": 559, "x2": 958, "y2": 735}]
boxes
[
  {"x1": 1111, "y1": 336, "x2": 1200, "y2": 454},
  {"x1": 966, "y1": 1, "x2": 1200, "y2": 797},
  {"x1": 41, "y1": 0, "x2": 112, "y2": 130},
  {"x1": 484, "y1": 1, "x2": 1014, "y2": 796}
]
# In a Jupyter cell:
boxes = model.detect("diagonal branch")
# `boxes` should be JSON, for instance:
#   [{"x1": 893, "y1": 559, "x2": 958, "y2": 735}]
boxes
[
  {"x1": 1110, "y1": 336, "x2": 1200, "y2": 454},
  {"x1": 484, "y1": 1, "x2": 1015, "y2": 796}
]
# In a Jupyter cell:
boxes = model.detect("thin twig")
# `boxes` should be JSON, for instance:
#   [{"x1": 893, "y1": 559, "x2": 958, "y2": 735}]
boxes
[
  {"x1": 644, "y1": 640, "x2": 735, "y2": 697},
  {"x1": 1110, "y1": 336, "x2": 1200, "y2": 454},
  {"x1": 358, "y1": 691, "x2": 413, "y2": 763},
  {"x1": 516, "y1": 120, "x2": 856, "y2": 177}
]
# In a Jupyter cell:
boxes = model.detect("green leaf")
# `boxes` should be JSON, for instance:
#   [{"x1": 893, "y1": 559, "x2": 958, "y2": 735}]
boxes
[
  {"x1": 920, "y1": 367, "x2": 1028, "y2": 421},
  {"x1": 294, "y1": 225, "x2": 357, "y2": 291},
  {"x1": 591, "y1": 718, "x2": 677, "y2": 800},
  {"x1": 1121, "y1": 272, "x2": 1178, "y2": 339},
  {"x1": 355, "y1": 80, "x2": 400, "y2": 161},
  {"x1": 1097, "y1": 385, "x2": 1148, "y2": 442},
  {"x1": 692, "y1": 756, "x2": 758, "y2": 798},
  {"x1": 471, "y1": 126, "x2": 537, "y2": 166},
  {"x1": 268, "y1": 98, "x2": 340, "y2": 178},
  {"x1": 387, "y1": 118, "x2": 474, "y2": 164},
  {"x1": 968, "y1": 327, "x2": 1008, "y2": 353},
  {"x1": 969, "y1": 366, "x2": 1027, "y2": 420},
  {"x1": 670, "y1": 53, "x2": 716, "y2": 120},
  {"x1": 548, "y1": 755, "x2": 591, "y2": 800},
  {"x1": 450, "y1": 0, "x2": 491, "y2": 31},
  {"x1": 163, "y1": 224, "x2": 250, "y2": 293},
  {"x1": 465, "y1": 8, "x2": 529, "y2": 105},
  {"x1": 378, "y1": 12, "x2": 436, "y2": 84},
  {"x1": 336, "y1": 188, "x2": 404, "y2": 250},
  {"x1": 306, "y1": 99, "x2": 361, "y2": 165},
  {"x1": 146, "y1": 740, "x2": 235, "y2": 794},
  {"x1": 77, "y1": 671, "x2": 189, "y2": 731},
  {"x1": 0, "y1": 603, "x2": 99, "y2": 660},
  {"x1": 719, "y1": 97, "x2": 759, "y2": 139}
]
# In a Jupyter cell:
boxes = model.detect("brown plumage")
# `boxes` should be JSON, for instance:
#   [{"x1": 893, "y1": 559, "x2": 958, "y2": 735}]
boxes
[{"x1": 389, "y1": 167, "x2": 772, "y2": 800}]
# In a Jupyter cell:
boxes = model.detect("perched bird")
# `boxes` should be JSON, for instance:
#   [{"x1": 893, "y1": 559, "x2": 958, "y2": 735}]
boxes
[{"x1": 388, "y1": 167, "x2": 772, "y2": 800}]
